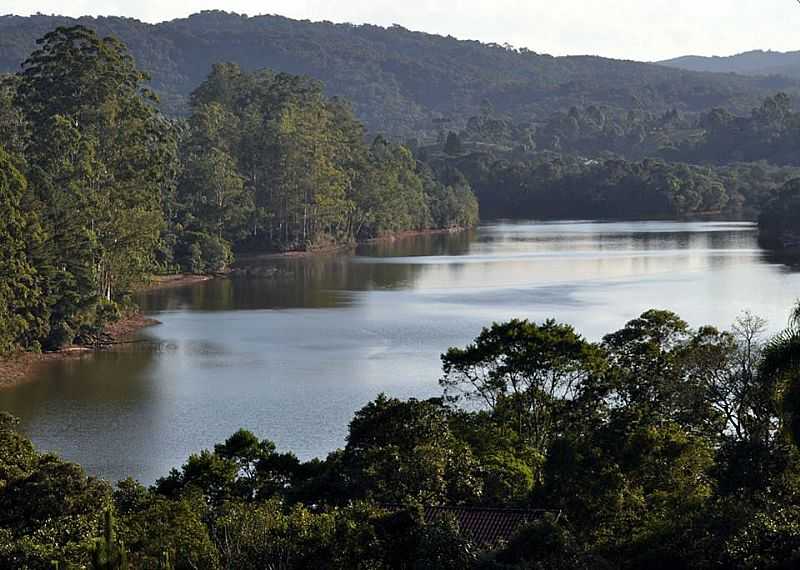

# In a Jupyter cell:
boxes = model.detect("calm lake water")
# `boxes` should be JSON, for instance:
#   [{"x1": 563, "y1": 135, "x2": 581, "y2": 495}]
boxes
[{"x1": 2, "y1": 220, "x2": 800, "y2": 484}]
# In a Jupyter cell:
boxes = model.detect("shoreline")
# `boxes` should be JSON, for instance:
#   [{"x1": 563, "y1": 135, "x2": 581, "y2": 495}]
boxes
[
  {"x1": 236, "y1": 226, "x2": 471, "y2": 262},
  {"x1": 0, "y1": 227, "x2": 471, "y2": 389},
  {"x1": 142, "y1": 273, "x2": 215, "y2": 290},
  {"x1": 0, "y1": 312, "x2": 161, "y2": 389},
  {"x1": 360, "y1": 226, "x2": 468, "y2": 244}
]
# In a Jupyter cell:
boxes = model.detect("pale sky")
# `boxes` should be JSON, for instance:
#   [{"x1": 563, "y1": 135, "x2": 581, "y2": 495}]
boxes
[{"x1": 4, "y1": 0, "x2": 800, "y2": 61}]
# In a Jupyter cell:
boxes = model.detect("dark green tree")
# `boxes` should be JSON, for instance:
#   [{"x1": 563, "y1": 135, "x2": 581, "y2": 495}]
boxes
[
  {"x1": 0, "y1": 147, "x2": 47, "y2": 354},
  {"x1": 444, "y1": 131, "x2": 464, "y2": 155},
  {"x1": 16, "y1": 25, "x2": 178, "y2": 347}
]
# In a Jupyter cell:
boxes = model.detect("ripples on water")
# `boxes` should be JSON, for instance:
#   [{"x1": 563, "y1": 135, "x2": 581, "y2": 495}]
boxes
[{"x1": 2, "y1": 220, "x2": 799, "y2": 484}]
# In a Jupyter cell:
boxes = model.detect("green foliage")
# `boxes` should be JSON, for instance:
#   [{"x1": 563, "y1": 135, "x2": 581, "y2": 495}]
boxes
[
  {"x1": 0, "y1": 24, "x2": 482, "y2": 356},
  {"x1": 116, "y1": 487, "x2": 219, "y2": 570},
  {"x1": 674, "y1": 94, "x2": 800, "y2": 165},
  {"x1": 530, "y1": 105, "x2": 692, "y2": 160},
  {"x1": 18, "y1": 25, "x2": 176, "y2": 303},
  {"x1": 0, "y1": 26, "x2": 180, "y2": 351},
  {"x1": 343, "y1": 395, "x2": 483, "y2": 505},
  {"x1": 758, "y1": 178, "x2": 800, "y2": 249},
  {"x1": 761, "y1": 302, "x2": 800, "y2": 447},
  {"x1": 6, "y1": 21, "x2": 800, "y2": 570},
  {"x1": 0, "y1": 147, "x2": 46, "y2": 355},
  {"x1": 413, "y1": 514, "x2": 477, "y2": 569},
  {"x1": 167, "y1": 64, "x2": 478, "y2": 268},
  {"x1": 0, "y1": 414, "x2": 111, "y2": 569},
  {"x1": 431, "y1": 151, "x2": 800, "y2": 220},
  {"x1": 724, "y1": 505, "x2": 800, "y2": 569},
  {"x1": 88, "y1": 510, "x2": 128, "y2": 570},
  {"x1": 441, "y1": 318, "x2": 604, "y2": 450},
  {"x1": 484, "y1": 514, "x2": 590, "y2": 569}
]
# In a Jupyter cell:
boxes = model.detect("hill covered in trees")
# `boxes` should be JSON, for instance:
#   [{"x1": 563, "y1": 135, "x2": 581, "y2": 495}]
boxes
[
  {"x1": 1, "y1": 11, "x2": 799, "y2": 136},
  {"x1": 660, "y1": 49, "x2": 800, "y2": 79}
]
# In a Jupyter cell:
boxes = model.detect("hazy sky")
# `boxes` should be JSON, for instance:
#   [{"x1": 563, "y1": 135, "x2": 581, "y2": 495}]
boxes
[{"x1": 5, "y1": 0, "x2": 800, "y2": 61}]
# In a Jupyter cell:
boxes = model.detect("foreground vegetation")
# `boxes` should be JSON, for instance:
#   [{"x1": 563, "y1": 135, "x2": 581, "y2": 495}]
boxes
[
  {"x1": 0, "y1": 26, "x2": 477, "y2": 356},
  {"x1": 3, "y1": 304, "x2": 800, "y2": 568}
]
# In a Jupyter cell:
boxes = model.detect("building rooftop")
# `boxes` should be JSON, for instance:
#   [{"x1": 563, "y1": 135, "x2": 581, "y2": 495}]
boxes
[{"x1": 422, "y1": 506, "x2": 551, "y2": 546}]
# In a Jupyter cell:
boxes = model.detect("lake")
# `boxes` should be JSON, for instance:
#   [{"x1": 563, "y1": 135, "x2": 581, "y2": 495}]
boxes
[{"x1": 1, "y1": 220, "x2": 799, "y2": 484}]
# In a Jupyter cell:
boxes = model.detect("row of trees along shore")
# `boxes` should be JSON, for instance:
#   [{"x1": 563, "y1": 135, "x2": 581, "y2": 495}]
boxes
[
  {"x1": 3, "y1": 304, "x2": 800, "y2": 568},
  {"x1": 0, "y1": 26, "x2": 478, "y2": 355},
  {"x1": 427, "y1": 95, "x2": 800, "y2": 226}
]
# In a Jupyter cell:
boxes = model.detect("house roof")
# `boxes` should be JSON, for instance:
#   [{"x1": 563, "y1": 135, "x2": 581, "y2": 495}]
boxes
[{"x1": 422, "y1": 506, "x2": 550, "y2": 546}]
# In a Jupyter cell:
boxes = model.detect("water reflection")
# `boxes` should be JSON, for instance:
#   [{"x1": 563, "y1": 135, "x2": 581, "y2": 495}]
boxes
[{"x1": 2, "y1": 220, "x2": 800, "y2": 485}]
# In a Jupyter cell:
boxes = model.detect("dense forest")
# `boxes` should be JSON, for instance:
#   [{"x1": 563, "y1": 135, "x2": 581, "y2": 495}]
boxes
[
  {"x1": 3, "y1": 304, "x2": 800, "y2": 568},
  {"x1": 446, "y1": 93, "x2": 800, "y2": 166},
  {"x1": 4, "y1": 13, "x2": 800, "y2": 243},
  {"x1": 1, "y1": 12, "x2": 798, "y2": 136},
  {"x1": 0, "y1": 26, "x2": 477, "y2": 355},
  {"x1": 3, "y1": 20, "x2": 800, "y2": 359},
  {"x1": 425, "y1": 150, "x2": 800, "y2": 220},
  {"x1": 420, "y1": 93, "x2": 800, "y2": 225}
]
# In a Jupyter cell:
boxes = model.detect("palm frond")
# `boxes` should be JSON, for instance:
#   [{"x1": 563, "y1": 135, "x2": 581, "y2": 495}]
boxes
[{"x1": 760, "y1": 328, "x2": 800, "y2": 445}]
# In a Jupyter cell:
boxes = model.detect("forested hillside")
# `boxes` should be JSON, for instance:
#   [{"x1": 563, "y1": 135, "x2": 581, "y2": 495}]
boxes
[
  {"x1": 660, "y1": 49, "x2": 800, "y2": 79},
  {"x1": 1, "y1": 11, "x2": 798, "y2": 136}
]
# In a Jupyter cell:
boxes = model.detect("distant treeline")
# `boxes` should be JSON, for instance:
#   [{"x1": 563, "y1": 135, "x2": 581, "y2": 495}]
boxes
[
  {"x1": 0, "y1": 26, "x2": 477, "y2": 355},
  {"x1": 452, "y1": 94, "x2": 800, "y2": 167},
  {"x1": 1, "y1": 12, "x2": 798, "y2": 136},
  {"x1": 429, "y1": 152, "x2": 800, "y2": 220},
  {"x1": 424, "y1": 94, "x2": 800, "y2": 224},
  {"x1": 4, "y1": 304, "x2": 800, "y2": 568}
]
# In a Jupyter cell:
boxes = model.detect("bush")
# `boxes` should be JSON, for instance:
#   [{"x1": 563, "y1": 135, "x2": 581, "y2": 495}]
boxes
[{"x1": 175, "y1": 231, "x2": 234, "y2": 273}]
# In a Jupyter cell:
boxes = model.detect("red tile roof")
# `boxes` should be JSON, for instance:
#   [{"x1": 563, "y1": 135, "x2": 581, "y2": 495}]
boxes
[{"x1": 423, "y1": 506, "x2": 549, "y2": 546}]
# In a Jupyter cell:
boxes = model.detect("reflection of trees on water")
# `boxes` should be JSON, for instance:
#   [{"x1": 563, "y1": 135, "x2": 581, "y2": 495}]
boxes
[
  {"x1": 760, "y1": 246, "x2": 800, "y2": 272},
  {"x1": 355, "y1": 231, "x2": 475, "y2": 258},
  {"x1": 137, "y1": 227, "x2": 769, "y2": 313},
  {"x1": 0, "y1": 345, "x2": 159, "y2": 421},
  {"x1": 138, "y1": 231, "x2": 477, "y2": 312}
]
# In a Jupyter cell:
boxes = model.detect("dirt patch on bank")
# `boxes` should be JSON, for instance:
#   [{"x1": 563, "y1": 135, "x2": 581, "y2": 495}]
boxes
[
  {"x1": 0, "y1": 312, "x2": 161, "y2": 389},
  {"x1": 143, "y1": 274, "x2": 214, "y2": 290}
]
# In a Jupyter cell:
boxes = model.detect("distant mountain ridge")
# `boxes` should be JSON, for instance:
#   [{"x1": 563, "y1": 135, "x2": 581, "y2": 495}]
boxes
[
  {"x1": 659, "y1": 50, "x2": 800, "y2": 79},
  {"x1": 1, "y1": 11, "x2": 799, "y2": 136}
]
